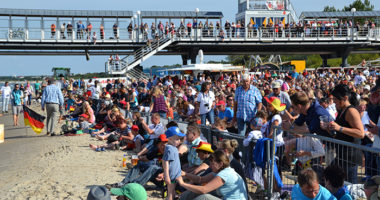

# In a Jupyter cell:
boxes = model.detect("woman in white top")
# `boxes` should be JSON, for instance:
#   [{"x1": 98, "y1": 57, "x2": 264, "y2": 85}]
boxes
[
  {"x1": 177, "y1": 150, "x2": 248, "y2": 200},
  {"x1": 196, "y1": 82, "x2": 215, "y2": 125}
]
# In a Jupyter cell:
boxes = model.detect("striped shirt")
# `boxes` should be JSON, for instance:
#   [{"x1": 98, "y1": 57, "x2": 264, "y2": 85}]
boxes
[
  {"x1": 235, "y1": 85, "x2": 262, "y2": 122},
  {"x1": 41, "y1": 84, "x2": 64, "y2": 108}
]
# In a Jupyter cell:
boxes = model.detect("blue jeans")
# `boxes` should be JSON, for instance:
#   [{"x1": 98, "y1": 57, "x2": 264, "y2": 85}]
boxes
[
  {"x1": 201, "y1": 109, "x2": 215, "y2": 125},
  {"x1": 156, "y1": 111, "x2": 166, "y2": 119},
  {"x1": 237, "y1": 118, "x2": 251, "y2": 137},
  {"x1": 2, "y1": 97, "x2": 10, "y2": 112},
  {"x1": 347, "y1": 165, "x2": 358, "y2": 184},
  {"x1": 121, "y1": 161, "x2": 161, "y2": 186}
]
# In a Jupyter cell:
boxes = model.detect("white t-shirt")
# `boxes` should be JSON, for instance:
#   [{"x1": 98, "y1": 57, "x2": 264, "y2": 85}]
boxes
[
  {"x1": 186, "y1": 104, "x2": 195, "y2": 116},
  {"x1": 1, "y1": 86, "x2": 12, "y2": 98},
  {"x1": 90, "y1": 85, "x2": 101, "y2": 99},
  {"x1": 243, "y1": 130, "x2": 263, "y2": 147},
  {"x1": 196, "y1": 91, "x2": 215, "y2": 115},
  {"x1": 354, "y1": 75, "x2": 366, "y2": 86},
  {"x1": 270, "y1": 114, "x2": 284, "y2": 146},
  {"x1": 148, "y1": 123, "x2": 165, "y2": 139},
  {"x1": 326, "y1": 104, "x2": 337, "y2": 120}
]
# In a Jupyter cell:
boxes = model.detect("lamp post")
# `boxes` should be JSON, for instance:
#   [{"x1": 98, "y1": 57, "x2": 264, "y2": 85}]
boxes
[
  {"x1": 351, "y1": 8, "x2": 356, "y2": 42},
  {"x1": 137, "y1": 11, "x2": 141, "y2": 42},
  {"x1": 195, "y1": 8, "x2": 199, "y2": 40},
  {"x1": 133, "y1": 14, "x2": 137, "y2": 41}
]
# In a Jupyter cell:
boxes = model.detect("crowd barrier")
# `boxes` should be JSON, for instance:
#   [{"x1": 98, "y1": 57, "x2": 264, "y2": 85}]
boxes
[{"x1": 137, "y1": 112, "x2": 380, "y2": 199}]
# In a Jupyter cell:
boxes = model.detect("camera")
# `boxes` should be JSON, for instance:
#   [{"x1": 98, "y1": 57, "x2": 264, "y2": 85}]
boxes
[{"x1": 204, "y1": 103, "x2": 209, "y2": 109}]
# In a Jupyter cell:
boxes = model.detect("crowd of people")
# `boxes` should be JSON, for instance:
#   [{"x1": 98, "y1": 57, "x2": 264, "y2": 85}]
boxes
[
  {"x1": 47, "y1": 18, "x2": 378, "y2": 41},
  {"x1": 2, "y1": 65, "x2": 380, "y2": 199}
]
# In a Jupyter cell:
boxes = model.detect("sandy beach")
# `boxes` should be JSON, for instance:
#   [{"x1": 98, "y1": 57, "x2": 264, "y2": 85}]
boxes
[{"x1": 0, "y1": 104, "x2": 163, "y2": 200}]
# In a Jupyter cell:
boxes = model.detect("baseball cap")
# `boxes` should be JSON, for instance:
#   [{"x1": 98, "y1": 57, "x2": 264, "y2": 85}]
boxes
[
  {"x1": 80, "y1": 114, "x2": 89, "y2": 119},
  {"x1": 131, "y1": 125, "x2": 139, "y2": 131},
  {"x1": 216, "y1": 100, "x2": 225, "y2": 106},
  {"x1": 157, "y1": 134, "x2": 169, "y2": 142},
  {"x1": 251, "y1": 117, "x2": 265, "y2": 127},
  {"x1": 110, "y1": 183, "x2": 147, "y2": 200},
  {"x1": 165, "y1": 126, "x2": 185, "y2": 138},
  {"x1": 272, "y1": 81, "x2": 281, "y2": 89}
]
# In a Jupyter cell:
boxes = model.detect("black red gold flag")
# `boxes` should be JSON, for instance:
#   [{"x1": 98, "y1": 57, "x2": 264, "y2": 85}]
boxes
[{"x1": 23, "y1": 105, "x2": 45, "y2": 134}]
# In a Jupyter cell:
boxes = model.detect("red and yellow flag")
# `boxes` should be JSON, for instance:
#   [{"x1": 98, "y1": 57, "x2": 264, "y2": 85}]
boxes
[{"x1": 23, "y1": 105, "x2": 45, "y2": 134}]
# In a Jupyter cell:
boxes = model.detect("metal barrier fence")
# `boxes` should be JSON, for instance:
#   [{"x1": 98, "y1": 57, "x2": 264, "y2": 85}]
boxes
[
  {"x1": 137, "y1": 114, "x2": 380, "y2": 199},
  {"x1": 1, "y1": 26, "x2": 380, "y2": 42}
]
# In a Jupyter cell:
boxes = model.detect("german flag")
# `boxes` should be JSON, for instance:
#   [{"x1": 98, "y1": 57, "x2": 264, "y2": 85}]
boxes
[{"x1": 23, "y1": 105, "x2": 45, "y2": 134}]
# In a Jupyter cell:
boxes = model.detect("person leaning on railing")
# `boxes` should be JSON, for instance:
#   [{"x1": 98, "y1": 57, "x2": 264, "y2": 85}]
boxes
[
  {"x1": 320, "y1": 84, "x2": 364, "y2": 184},
  {"x1": 282, "y1": 91, "x2": 331, "y2": 137}
]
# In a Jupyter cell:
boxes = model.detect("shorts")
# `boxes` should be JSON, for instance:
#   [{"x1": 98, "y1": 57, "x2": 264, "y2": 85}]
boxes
[{"x1": 12, "y1": 105, "x2": 22, "y2": 115}]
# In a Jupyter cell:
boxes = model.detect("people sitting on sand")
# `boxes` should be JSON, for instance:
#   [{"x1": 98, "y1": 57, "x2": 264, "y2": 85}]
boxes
[
  {"x1": 89, "y1": 117, "x2": 133, "y2": 151},
  {"x1": 105, "y1": 134, "x2": 168, "y2": 189}
]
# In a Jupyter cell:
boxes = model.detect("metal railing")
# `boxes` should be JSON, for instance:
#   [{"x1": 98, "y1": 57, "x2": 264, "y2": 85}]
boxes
[
  {"x1": 105, "y1": 36, "x2": 173, "y2": 75},
  {"x1": 137, "y1": 115, "x2": 380, "y2": 199},
  {"x1": 1, "y1": 25, "x2": 379, "y2": 42}
]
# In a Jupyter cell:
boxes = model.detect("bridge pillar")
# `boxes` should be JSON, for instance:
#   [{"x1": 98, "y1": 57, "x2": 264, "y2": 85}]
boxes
[
  {"x1": 320, "y1": 55, "x2": 328, "y2": 67},
  {"x1": 340, "y1": 48, "x2": 351, "y2": 68},
  {"x1": 189, "y1": 48, "x2": 199, "y2": 64},
  {"x1": 190, "y1": 54, "x2": 197, "y2": 64},
  {"x1": 181, "y1": 55, "x2": 189, "y2": 65}
]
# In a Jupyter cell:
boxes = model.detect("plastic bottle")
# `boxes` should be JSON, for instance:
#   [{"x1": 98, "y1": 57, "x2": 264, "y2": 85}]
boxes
[{"x1": 122, "y1": 154, "x2": 127, "y2": 167}]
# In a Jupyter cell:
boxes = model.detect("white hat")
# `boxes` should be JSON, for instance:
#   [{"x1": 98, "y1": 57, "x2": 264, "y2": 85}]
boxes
[{"x1": 272, "y1": 82, "x2": 281, "y2": 89}]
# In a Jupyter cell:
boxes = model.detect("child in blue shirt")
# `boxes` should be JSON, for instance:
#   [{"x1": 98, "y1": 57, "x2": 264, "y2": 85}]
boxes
[{"x1": 163, "y1": 126, "x2": 185, "y2": 200}]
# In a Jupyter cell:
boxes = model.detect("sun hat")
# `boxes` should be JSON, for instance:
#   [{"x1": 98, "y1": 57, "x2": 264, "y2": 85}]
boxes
[
  {"x1": 157, "y1": 134, "x2": 169, "y2": 142},
  {"x1": 193, "y1": 141, "x2": 214, "y2": 153},
  {"x1": 272, "y1": 81, "x2": 281, "y2": 89},
  {"x1": 80, "y1": 114, "x2": 89, "y2": 119},
  {"x1": 131, "y1": 125, "x2": 139, "y2": 131},
  {"x1": 165, "y1": 126, "x2": 185, "y2": 138},
  {"x1": 87, "y1": 186, "x2": 111, "y2": 200},
  {"x1": 216, "y1": 100, "x2": 225, "y2": 106},
  {"x1": 264, "y1": 96, "x2": 286, "y2": 111},
  {"x1": 110, "y1": 183, "x2": 147, "y2": 200}
]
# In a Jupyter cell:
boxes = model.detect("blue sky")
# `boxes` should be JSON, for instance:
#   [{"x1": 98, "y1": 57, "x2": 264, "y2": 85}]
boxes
[{"x1": 1, "y1": 0, "x2": 380, "y2": 76}]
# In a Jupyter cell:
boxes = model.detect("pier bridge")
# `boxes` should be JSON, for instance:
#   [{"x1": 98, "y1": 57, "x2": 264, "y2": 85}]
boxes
[{"x1": 1, "y1": 8, "x2": 380, "y2": 75}]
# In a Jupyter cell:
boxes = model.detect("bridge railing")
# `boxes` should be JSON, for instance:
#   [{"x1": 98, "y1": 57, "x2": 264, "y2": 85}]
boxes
[{"x1": 1, "y1": 25, "x2": 379, "y2": 42}]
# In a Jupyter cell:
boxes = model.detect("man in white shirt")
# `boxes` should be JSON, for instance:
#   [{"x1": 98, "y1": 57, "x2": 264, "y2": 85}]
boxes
[{"x1": 1, "y1": 82, "x2": 12, "y2": 113}]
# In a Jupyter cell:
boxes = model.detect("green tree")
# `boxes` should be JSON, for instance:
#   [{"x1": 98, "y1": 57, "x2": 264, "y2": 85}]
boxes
[
  {"x1": 343, "y1": 0, "x2": 374, "y2": 11},
  {"x1": 323, "y1": 6, "x2": 338, "y2": 12}
]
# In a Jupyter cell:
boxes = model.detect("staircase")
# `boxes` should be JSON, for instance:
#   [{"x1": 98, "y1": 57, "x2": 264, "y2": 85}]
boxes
[
  {"x1": 107, "y1": 37, "x2": 174, "y2": 75},
  {"x1": 287, "y1": 0, "x2": 299, "y2": 24},
  {"x1": 126, "y1": 65, "x2": 149, "y2": 81}
]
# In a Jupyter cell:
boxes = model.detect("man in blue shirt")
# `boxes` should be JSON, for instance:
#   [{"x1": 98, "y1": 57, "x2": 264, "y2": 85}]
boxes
[
  {"x1": 41, "y1": 79, "x2": 64, "y2": 136},
  {"x1": 216, "y1": 100, "x2": 233, "y2": 122},
  {"x1": 292, "y1": 168, "x2": 336, "y2": 200},
  {"x1": 283, "y1": 92, "x2": 331, "y2": 137},
  {"x1": 233, "y1": 74, "x2": 262, "y2": 136}
]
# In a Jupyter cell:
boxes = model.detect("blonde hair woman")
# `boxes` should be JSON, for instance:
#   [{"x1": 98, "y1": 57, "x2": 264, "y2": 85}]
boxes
[
  {"x1": 150, "y1": 86, "x2": 168, "y2": 118},
  {"x1": 82, "y1": 101, "x2": 95, "y2": 124}
]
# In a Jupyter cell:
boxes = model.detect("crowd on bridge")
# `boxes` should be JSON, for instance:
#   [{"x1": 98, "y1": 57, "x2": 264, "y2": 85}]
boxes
[
  {"x1": 2, "y1": 65, "x2": 380, "y2": 200},
  {"x1": 46, "y1": 18, "x2": 379, "y2": 42}
]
